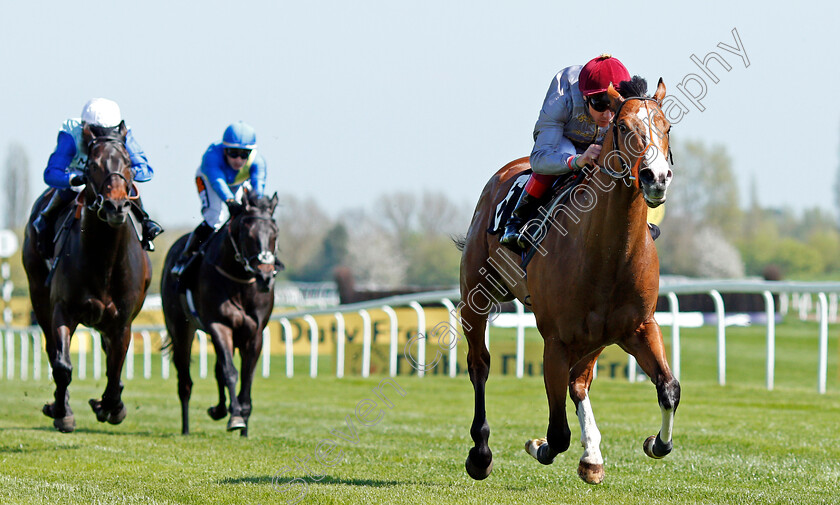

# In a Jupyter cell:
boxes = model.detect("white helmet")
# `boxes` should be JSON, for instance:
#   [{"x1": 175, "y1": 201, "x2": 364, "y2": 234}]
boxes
[{"x1": 81, "y1": 98, "x2": 122, "y2": 128}]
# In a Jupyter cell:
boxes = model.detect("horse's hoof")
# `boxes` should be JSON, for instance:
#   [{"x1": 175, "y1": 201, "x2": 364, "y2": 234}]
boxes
[
  {"x1": 207, "y1": 405, "x2": 227, "y2": 421},
  {"x1": 227, "y1": 416, "x2": 246, "y2": 431},
  {"x1": 42, "y1": 403, "x2": 56, "y2": 418},
  {"x1": 53, "y1": 415, "x2": 76, "y2": 433},
  {"x1": 107, "y1": 404, "x2": 127, "y2": 425},
  {"x1": 525, "y1": 438, "x2": 555, "y2": 465},
  {"x1": 89, "y1": 399, "x2": 109, "y2": 423},
  {"x1": 577, "y1": 461, "x2": 605, "y2": 485},
  {"x1": 643, "y1": 435, "x2": 672, "y2": 459},
  {"x1": 465, "y1": 454, "x2": 493, "y2": 480}
]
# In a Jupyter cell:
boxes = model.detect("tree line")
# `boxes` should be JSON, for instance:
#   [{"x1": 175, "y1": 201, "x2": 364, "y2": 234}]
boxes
[{"x1": 2, "y1": 138, "x2": 840, "y2": 297}]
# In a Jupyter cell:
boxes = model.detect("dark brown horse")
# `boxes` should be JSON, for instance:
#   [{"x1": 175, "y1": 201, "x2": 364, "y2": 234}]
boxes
[
  {"x1": 22, "y1": 123, "x2": 151, "y2": 433},
  {"x1": 459, "y1": 79, "x2": 678, "y2": 484},
  {"x1": 160, "y1": 191, "x2": 280, "y2": 437}
]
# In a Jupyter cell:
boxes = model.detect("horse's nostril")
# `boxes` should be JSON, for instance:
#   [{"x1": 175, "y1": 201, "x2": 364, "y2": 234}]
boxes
[{"x1": 639, "y1": 169, "x2": 655, "y2": 185}]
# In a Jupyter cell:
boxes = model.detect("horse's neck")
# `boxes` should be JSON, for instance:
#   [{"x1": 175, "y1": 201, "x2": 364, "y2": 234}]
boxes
[
  {"x1": 206, "y1": 226, "x2": 237, "y2": 266},
  {"x1": 78, "y1": 210, "x2": 131, "y2": 263},
  {"x1": 577, "y1": 170, "x2": 650, "y2": 260}
]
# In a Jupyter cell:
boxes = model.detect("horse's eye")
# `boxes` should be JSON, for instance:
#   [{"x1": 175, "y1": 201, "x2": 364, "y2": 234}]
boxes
[{"x1": 619, "y1": 124, "x2": 629, "y2": 134}]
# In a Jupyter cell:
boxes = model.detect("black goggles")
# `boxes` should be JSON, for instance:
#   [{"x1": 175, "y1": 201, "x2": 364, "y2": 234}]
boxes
[
  {"x1": 586, "y1": 94, "x2": 611, "y2": 113},
  {"x1": 225, "y1": 148, "x2": 252, "y2": 159}
]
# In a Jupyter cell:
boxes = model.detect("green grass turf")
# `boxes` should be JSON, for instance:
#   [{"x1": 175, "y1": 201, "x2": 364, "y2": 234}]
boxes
[{"x1": 0, "y1": 319, "x2": 838, "y2": 504}]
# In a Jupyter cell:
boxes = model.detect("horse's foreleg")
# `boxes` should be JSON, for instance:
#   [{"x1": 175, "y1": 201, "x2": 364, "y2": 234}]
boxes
[
  {"x1": 526, "y1": 338, "x2": 571, "y2": 466},
  {"x1": 89, "y1": 327, "x2": 130, "y2": 425},
  {"x1": 44, "y1": 308, "x2": 77, "y2": 433},
  {"x1": 208, "y1": 323, "x2": 244, "y2": 431},
  {"x1": 207, "y1": 359, "x2": 228, "y2": 421},
  {"x1": 236, "y1": 337, "x2": 262, "y2": 438},
  {"x1": 569, "y1": 348, "x2": 605, "y2": 485},
  {"x1": 621, "y1": 320, "x2": 680, "y2": 459},
  {"x1": 463, "y1": 305, "x2": 493, "y2": 480}
]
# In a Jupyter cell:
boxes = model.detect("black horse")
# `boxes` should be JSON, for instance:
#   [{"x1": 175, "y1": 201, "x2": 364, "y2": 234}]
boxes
[
  {"x1": 22, "y1": 122, "x2": 152, "y2": 433},
  {"x1": 161, "y1": 191, "x2": 281, "y2": 436}
]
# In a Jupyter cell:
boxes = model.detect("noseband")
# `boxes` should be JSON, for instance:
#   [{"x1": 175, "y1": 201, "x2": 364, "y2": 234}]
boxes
[{"x1": 600, "y1": 96, "x2": 673, "y2": 184}]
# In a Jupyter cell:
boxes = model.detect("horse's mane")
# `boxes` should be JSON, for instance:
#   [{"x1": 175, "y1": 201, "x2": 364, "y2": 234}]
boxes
[{"x1": 617, "y1": 75, "x2": 648, "y2": 98}]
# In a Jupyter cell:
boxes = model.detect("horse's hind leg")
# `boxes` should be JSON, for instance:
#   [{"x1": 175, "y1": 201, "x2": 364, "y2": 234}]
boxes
[
  {"x1": 43, "y1": 313, "x2": 77, "y2": 433},
  {"x1": 171, "y1": 324, "x2": 196, "y2": 435},
  {"x1": 463, "y1": 302, "x2": 493, "y2": 480},
  {"x1": 620, "y1": 321, "x2": 681, "y2": 459},
  {"x1": 525, "y1": 336, "x2": 572, "y2": 466},
  {"x1": 568, "y1": 348, "x2": 605, "y2": 484},
  {"x1": 89, "y1": 327, "x2": 130, "y2": 425}
]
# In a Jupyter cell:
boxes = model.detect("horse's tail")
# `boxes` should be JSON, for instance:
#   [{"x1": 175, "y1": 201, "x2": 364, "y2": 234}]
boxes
[{"x1": 452, "y1": 234, "x2": 467, "y2": 252}]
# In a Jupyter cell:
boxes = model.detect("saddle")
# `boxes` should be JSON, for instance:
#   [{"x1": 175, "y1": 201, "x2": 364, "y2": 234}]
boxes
[{"x1": 489, "y1": 170, "x2": 583, "y2": 267}]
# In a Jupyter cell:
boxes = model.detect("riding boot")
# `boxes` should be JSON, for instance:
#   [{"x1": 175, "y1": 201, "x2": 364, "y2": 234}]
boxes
[
  {"x1": 33, "y1": 189, "x2": 73, "y2": 257},
  {"x1": 171, "y1": 222, "x2": 215, "y2": 278},
  {"x1": 130, "y1": 198, "x2": 164, "y2": 251},
  {"x1": 499, "y1": 191, "x2": 540, "y2": 250}
]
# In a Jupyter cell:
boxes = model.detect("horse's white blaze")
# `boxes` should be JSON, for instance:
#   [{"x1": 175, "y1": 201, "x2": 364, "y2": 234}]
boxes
[
  {"x1": 636, "y1": 108, "x2": 671, "y2": 185},
  {"x1": 257, "y1": 250, "x2": 275, "y2": 264},
  {"x1": 576, "y1": 394, "x2": 603, "y2": 465},
  {"x1": 659, "y1": 404, "x2": 675, "y2": 443}
]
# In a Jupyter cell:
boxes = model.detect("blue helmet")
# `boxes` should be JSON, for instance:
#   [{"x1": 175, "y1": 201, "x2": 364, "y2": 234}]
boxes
[{"x1": 222, "y1": 121, "x2": 257, "y2": 149}]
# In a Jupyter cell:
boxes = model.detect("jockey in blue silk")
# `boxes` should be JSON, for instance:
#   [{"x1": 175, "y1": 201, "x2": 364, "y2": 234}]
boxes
[
  {"x1": 170, "y1": 121, "x2": 267, "y2": 277},
  {"x1": 33, "y1": 98, "x2": 163, "y2": 255}
]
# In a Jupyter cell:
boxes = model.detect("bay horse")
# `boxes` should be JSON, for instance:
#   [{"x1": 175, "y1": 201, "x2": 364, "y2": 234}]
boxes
[
  {"x1": 160, "y1": 191, "x2": 280, "y2": 437},
  {"x1": 459, "y1": 78, "x2": 678, "y2": 484},
  {"x1": 22, "y1": 122, "x2": 151, "y2": 433}
]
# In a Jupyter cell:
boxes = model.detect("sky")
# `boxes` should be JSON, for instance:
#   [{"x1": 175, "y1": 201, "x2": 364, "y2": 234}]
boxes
[{"x1": 1, "y1": 0, "x2": 838, "y2": 229}]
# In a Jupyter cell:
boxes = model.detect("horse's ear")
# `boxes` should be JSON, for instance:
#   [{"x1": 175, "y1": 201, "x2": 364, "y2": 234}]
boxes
[
  {"x1": 118, "y1": 120, "x2": 128, "y2": 139},
  {"x1": 82, "y1": 123, "x2": 95, "y2": 146},
  {"x1": 269, "y1": 192, "x2": 279, "y2": 213},
  {"x1": 654, "y1": 78, "x2": 666, "y2": 103},
  {"x1": 606, "y1": 83, "x2": 623, "y2": 111}
]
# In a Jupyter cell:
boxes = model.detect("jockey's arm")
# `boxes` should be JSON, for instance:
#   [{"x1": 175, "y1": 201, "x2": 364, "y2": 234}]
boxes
[
  {"x1": 530, "y1": 78, "x2": 580, "y2": 176},
  {"x1": 249, "y1": 153, "x2": 267, "y2": 197},
  {"x1": 125, "y1": 129, "x2": 153, "y2": 183},
  {"x1": 43, "y1": 131, "x2": 77, "y2": 188},
  {"x1": 201, "y1": 156, "x2": 237, "y2": 202},
  {"x1": 530, "y1": 126, "x2": 579, "y2": 176}
]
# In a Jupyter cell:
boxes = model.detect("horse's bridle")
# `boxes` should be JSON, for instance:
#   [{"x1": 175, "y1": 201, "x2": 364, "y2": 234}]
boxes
[
  {"x1": 226, "y1": 214, "x2": 279, "y2": 278},
  {"x1": 600, "y1": 96, "x2": 673, "y2": 184},
  {"x1": 83, "y1": 136, "x2": 136, "y2": 219}
]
